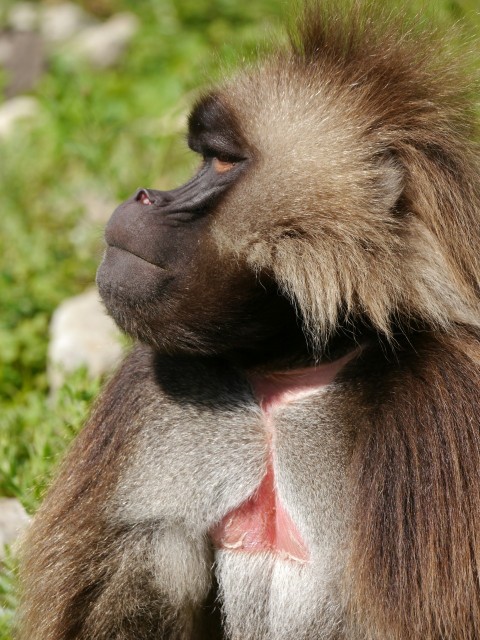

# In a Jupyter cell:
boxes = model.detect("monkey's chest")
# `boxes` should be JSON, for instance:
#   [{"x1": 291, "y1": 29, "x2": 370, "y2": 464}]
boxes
[
  {"x1": 209, "y1": 358, "x2": 353, "y2": 565},
  {"x1": 210, "y1": 455, "x2": 309, "y2": 562},
  {"x1": 208, "y1": 364, "x2": 353, "y2": 640}
]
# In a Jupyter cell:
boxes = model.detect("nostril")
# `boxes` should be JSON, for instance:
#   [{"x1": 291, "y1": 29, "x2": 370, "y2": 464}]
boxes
[{"x1": 136, "y1": 189, "x2": 153, "y2": 206}]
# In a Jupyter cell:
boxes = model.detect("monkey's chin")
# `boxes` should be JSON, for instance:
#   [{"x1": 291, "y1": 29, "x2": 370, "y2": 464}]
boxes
[{"x1": 96, "y1": 246, "x2": 175, "y2": 342}]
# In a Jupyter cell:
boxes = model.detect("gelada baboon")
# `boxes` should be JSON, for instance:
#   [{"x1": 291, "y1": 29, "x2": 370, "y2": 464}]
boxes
[{"x1": 19, "y1": 2, "x2": 480, "y2": 639}]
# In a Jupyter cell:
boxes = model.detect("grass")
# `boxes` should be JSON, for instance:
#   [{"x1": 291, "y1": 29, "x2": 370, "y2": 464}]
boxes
[{"x1": 0, "y1": 0, "x2": 478, "y2": 637}]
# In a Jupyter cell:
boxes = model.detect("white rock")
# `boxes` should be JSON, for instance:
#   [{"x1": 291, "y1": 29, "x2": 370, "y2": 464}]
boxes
[
  {"x1": 40, "y1": 2, "x2": 94, "y2": 43},
  {"x1": 0, "y1": 499, "x2": 30, "y2": 556},
  {"x1": 68, "y1": 13, "x2": 139, "y2": 68},
  {"x1": 7, "y1": 2, "x2": 40, "y2": 32},
  {"x1": 0, "y1": 31, "x2": 45, "y2": 98},
  {"x1": 0, "y1": 96, "x2": 40, "y2": 138},
  {"x1": 48, "y1": 288, "x2": 123, "y2": 391},
  {"x1": 0, "y1": 37, "x2": 12, "y2": 65}
]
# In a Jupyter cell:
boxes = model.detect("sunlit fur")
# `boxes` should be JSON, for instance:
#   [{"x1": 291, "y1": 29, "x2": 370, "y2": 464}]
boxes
[
  {"x1": 212, "y1": 3, "x2": 480, "y2": 348},
  {"x1": 19, "y1": 3, "x2": 480, "y2": 640}
]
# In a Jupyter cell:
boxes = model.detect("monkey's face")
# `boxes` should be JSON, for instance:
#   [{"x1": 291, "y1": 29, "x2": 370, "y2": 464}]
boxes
[
  {"x1": 98, "y1": 60, "x2": 475, "y2": 362},
  {"x1": 97, "y1": 64, "x2": 405, "y2": 361},
  {"x1": 97, "y1": 91, "x2": 308, "y2": 363}
]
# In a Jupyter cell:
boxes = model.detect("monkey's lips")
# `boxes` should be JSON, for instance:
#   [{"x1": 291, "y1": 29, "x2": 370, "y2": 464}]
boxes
[
  {"x1": 97, "y1": 246, "x2": 170, "y2": 303},
  {"x1": 210, "y1": 459, "x2": 309, "y2": 563}
]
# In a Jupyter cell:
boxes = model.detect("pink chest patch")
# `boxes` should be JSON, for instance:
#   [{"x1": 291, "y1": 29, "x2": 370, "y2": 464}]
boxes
[
  {"x1": 210, "y1": 457, "x2": 309, "y2": 562},
  {"x1": 210, "y1": 351, "x2": 358, "y2": 562}
]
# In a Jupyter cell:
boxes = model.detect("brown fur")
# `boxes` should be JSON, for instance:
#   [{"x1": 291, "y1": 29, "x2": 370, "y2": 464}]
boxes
[
  {"x1": 213, "y1": 2, "x2": 480, "y2": 347},
  {"x1": 19, "y1": 350, "x2": 225, "y2": 639},
  {"x1": 19, "y1": 2, "x2": 480, "y2": 639},
  {"x1": 348, "y1": 330, "x2": 480, "y2": 639}
]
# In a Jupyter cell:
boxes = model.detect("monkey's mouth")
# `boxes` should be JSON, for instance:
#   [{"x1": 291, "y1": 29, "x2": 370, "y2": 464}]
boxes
[
  {"x1": 97, "y1": 245, "x2": 171, "y2": 306},
  {"x1": 103, "y1": 244, "x2": 166, "y2": 270}
]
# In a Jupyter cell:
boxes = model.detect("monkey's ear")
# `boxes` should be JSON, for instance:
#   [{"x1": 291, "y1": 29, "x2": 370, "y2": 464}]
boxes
[{"x1": 374, "y1": 150, "x2": 405, "y2": 213}]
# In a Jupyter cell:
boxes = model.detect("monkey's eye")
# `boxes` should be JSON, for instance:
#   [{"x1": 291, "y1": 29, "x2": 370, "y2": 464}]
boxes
[
  {"x1": 199, "y1": 148, "x2": 241, "y2": 174},
  {"x1": 212, "y1": 157, "x2": 237, "y2": 173}
]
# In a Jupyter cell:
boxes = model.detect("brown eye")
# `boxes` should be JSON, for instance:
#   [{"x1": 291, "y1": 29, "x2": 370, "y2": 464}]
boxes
[{"x1": 213, "y1": 157, "x2": 236, "y2": 173}]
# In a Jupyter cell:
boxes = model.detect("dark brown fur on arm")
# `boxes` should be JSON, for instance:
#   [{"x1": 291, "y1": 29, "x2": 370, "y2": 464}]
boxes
[
  {"x1": 348, "y1": 330, "x2": 480, "y2": 639},
  {"x1": 18, "y1": 347, "x2": 221, "y2": 640}
]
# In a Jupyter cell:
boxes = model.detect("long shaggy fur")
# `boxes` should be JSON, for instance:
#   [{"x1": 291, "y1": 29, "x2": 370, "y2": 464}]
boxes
[
  {"x1": 214, "y1": 1, "x2": 480, "y2": 348},
  {"x1": 18, "y1": 3, "x2": 480, "y2": 639},
  {"x1": 348, "y1": 329, "x2": 480, "y2": 639},
  {"x1": 291, "y1": 2, "x2": 480, "y2": 339},
  {"x1": 289, "y1": 7, "x2": 480, "y2": 635}
]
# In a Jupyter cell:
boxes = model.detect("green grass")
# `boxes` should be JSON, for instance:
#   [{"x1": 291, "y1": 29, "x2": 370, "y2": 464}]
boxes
[{"x1": 0, "y1": 0, "x2": 478, "y2": 637}]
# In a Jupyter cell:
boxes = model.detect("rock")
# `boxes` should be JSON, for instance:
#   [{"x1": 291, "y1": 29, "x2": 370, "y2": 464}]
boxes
[
  {"x1": 40, "y1": 2, "x2": 94, "y2": 44},
  {"x1": 0, "y1": 30, "x2": 45, "y2": 98},
  {"x1": 0, "y1": 96, "x2": 40, "y2": 138},
  {"x1": 67, "y1": 13, "x2": 139, "y2": 68},
  {"x1": 0, "y1": 499, "x2": 30, "y2": 556},
  {"x1": 0, "y1": 36, "x2": 11, "y2": 65},
  {"x1": 7, "y1": 2, "x2": 40, "y2": 32},
  {"x1": 48, "y1": 288, "x2": 123, "y2": 391}
]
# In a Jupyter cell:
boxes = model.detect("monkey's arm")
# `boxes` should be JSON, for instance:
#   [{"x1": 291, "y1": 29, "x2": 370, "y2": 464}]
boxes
[{"x1": 18, "y1": 345, "x2": 225, "y2": 640}]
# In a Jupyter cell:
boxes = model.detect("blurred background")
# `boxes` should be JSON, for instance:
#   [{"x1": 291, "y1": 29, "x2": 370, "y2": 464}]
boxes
[{"x1": 0, "y1": 0, "x2": 478, "y2": 635}]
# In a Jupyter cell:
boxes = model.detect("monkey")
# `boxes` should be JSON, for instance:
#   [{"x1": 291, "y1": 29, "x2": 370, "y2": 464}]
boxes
[{"x1": 18, "y1": 2, "x2": 480, "y2": 639}]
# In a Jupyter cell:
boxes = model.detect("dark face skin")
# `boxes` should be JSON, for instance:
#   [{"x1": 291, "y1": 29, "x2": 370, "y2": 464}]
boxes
[{"x1": 97, "y1": 95, "x2": 311, "y2": 367}]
